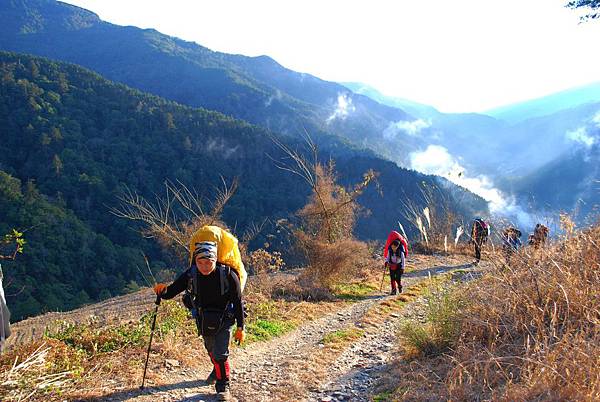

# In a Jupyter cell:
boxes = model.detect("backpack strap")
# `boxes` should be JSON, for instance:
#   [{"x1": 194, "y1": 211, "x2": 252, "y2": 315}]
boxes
[
  {"x1": 191, "y1": 265, "x2": 199, "y2": 308},
  {"x1": 219, "y1": 264, "x2": 230, "y2": 296}
]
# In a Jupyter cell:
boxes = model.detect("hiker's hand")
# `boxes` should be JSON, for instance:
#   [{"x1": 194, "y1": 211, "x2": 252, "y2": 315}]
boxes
[
  {"x1": 234, "y1": 328, "x2": 245, "y2": 345},
  {"x1": 153, "y1": 283, "x2": 167, "y2": 296}
]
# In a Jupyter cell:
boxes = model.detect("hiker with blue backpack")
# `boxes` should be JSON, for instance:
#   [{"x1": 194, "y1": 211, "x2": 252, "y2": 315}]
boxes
[{"x1": 153, "y1": 226, "x2": 246, "y2": 401}]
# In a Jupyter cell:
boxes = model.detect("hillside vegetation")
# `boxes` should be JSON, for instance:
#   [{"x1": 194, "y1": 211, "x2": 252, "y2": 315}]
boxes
[{"x1": 0, "y1": 51, "x2": 485, "y2": 321}]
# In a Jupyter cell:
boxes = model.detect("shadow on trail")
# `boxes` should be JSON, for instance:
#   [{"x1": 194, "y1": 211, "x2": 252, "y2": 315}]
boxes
[
  {"x1": 74, "y1": 379, "x2": 215, "y2": 402},
  {"x1": 404, "y1": 263, "x2": 475, "y2": 280}
]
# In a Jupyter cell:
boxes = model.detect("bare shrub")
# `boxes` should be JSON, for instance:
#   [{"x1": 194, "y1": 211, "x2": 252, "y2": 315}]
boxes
[
  {"x1": 271, "y1": 132, "x2": 377, "y2": 289},
  {"x1": 111, "y1": 178, "x2": 235, "y2": 262},
  {"x1": 245, "y1": 248, "x2": 287, "y2": 296},
  {"x1": 296, "y1": 237, "x2": 371, "y2": 288},
  {"x1": 248, "y1": 248, "x2": 285, "y2": 276}
]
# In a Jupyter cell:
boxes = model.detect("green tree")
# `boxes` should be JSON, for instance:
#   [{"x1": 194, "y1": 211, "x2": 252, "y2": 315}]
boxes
[{"x1": 0, "y1": 229, "x2": 26, "y2": 260}]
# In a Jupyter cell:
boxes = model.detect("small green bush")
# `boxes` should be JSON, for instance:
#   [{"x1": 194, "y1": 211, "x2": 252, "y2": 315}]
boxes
[
  {"x1": 321, "y1": 327, "x2": 364, "y2": 345},
  {"x1": 246, "y1": 319, "x2": 296, "y2": 342},
  {"x1": 400, "y1": 287, "x2": 463, "y2": 356}
]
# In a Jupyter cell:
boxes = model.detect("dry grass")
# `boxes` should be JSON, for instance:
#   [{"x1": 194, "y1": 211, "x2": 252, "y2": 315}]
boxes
[{"x1": 390, "y1": 221, "x2": 600, "y2": 401}]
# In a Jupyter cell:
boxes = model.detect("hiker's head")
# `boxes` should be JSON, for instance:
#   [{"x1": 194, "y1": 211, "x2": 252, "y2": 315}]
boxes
[
  {"x1": 193, "y1": 241, "x2": 217, "y2": 275},
  {"x1": 390, "y1": 240, "x2": 400, "y2": 250}
]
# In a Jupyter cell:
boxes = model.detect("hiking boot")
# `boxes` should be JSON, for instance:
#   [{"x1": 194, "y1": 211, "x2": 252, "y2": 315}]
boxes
[
  {"x1": 216, "y1": 381, "x2": 231, "y2": 401},
  {"x1": 390, "y1": 288, "x2": 398, "y2": 295},
  {"x1": 205, "y1": 368, "x2": 216, "y2": 385},
  {"x1": 398, "y1": 285, "x2": 403, "y2": 294}
]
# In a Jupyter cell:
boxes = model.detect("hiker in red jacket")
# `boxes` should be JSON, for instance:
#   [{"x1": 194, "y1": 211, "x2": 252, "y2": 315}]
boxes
[{"x1": 383, "y1": 232, "x2": 408, "y2": 295}]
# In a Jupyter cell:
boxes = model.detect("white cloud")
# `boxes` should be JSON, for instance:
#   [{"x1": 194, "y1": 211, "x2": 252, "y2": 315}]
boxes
[
  {"x1": 410, "y1": 145, "x2": 533, "y2": 227},
  {"x1": 592, "y1": 110, "x2": 600, "y2": 128},
  {"x1": 566, "y1": 127, "x2": 595, "y2": 147},
  {"x1": 264, "y1": 89, "x2": 283, "y2": 107},
  {"x1": 383, "y1": 119, "x2": 431, "y2": 139},
  {"x1": 327, "y1": 93, "x2": 355, "y2": 123}
]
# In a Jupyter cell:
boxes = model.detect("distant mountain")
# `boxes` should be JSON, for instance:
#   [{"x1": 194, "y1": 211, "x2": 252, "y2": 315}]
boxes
[
  {"x1": 510, "y1": 148, "x2": 600, "y2": 220},
  {"x1": 341, "y1": 82, "x2": 510, "y2": 175},
  {"x1": 484, "y1": 82, "x2": 600, "y2": 124},
  {"x1": 0, "y1": 0, "x2": 425, "y2": 165},
  {"x1": 0, "y1": 51, "x2": 486, "y2": 321},
  {"x1": 341, "y1": 82, "x2": 441, "y2": 120},
  {"x1": 343, "y1": 81, "x2": 600, "y2": 221}
]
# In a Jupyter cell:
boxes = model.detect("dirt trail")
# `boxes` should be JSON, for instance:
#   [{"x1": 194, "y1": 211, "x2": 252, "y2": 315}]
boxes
[{"x1": 87, "y1": 255, "x2": 479, "y2": 402}]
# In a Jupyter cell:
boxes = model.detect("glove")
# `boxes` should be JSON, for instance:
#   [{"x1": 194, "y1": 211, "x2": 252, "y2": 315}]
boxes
[
  {"x1": 153, "y1": 283, "x2": 167, "y2": 296},
  {"x1": 234, "y1": 328, "x2": 245, "y2": 345}
]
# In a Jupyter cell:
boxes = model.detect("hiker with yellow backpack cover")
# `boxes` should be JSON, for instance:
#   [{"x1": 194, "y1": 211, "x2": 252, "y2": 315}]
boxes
[{"x1": 153, "y1": 225, "x2": 247, "y2": 401}]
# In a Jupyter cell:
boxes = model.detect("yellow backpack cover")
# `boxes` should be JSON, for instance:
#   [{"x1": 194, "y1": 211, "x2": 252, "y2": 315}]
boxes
[{"x1": 189, "y1": 225, "x2": 247, "y2": 290}]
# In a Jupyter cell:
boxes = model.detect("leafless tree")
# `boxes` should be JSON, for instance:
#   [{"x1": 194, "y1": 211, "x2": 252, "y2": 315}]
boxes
[{"x1": 111, "y1": 177, "x2": 237, "y2": 261}]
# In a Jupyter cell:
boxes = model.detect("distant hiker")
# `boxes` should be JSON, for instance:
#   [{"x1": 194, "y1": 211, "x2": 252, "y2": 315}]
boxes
[
  {"x1": 470, "y1": 218, "x2": 489, "y2": 263},
  {"x1": 383, "y1": 231, "x2": 408, "y2": 295},
  {"x1": 153, "y1": 226, "x2": 246, "y2": 401},
  {"x1": 502, "y1": 227, "x2": 522, "y2": 264},
  {"x1": 528, "y1": 224, "x2": 549, "y2": 249}
]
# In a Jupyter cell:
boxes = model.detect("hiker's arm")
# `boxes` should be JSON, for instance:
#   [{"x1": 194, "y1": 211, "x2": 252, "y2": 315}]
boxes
[
  {"x1": 160, "y1": 269, "x2": 189, "y2": 299},
  {"x1": 229, "y1": 272, "x2": 244, "y2": 329}
]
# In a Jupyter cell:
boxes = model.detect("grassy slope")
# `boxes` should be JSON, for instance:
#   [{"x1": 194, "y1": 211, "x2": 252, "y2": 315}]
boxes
[{"x1": 383, "y1": 221, "x2": 600, "y2": 401}]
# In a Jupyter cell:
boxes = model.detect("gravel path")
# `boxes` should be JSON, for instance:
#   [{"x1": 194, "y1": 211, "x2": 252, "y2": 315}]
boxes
[{"x1": 307, "y1": 263, "x2": 482, "y2": 402}]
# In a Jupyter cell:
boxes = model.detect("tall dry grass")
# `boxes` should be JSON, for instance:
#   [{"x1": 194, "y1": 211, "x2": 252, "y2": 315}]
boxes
[{"x1": 446, "y1": 221, "x2": 600, "y2": 401}]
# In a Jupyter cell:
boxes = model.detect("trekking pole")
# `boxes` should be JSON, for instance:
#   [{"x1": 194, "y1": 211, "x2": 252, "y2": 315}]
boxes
[
  {"x1": 379, "y1": 263, "x2": 387, "y2": 292},
  {"x1": 141, "y1": 294, "x2": 161, "y2": 389}
]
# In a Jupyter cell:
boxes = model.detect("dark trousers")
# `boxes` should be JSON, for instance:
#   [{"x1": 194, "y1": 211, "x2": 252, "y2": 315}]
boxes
[
  {"x1": 390, "y1": 267, "x2": 403, "y2": 290},
  {"x1": 474, "y1": 242, "x2": 482, "y2": 261},
  {"x1": 203, "y1": 318, "x2": 234, "y2": 387}
]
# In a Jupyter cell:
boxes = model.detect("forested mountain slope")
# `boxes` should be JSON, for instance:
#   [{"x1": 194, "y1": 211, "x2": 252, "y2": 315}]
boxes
[{"x1": 0, "y1": 52, "x2": 486, "y2": 321}]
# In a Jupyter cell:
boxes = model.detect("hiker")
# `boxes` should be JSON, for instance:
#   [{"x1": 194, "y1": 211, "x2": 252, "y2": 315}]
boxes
[
  {"x1": 502, "y1": 227, "x2": 522, "y2": 264},
  {"x1": 528, "y1": 224, "x2": 549, "y2": 248},
  {"x1": 383, "y1": 231, "x2": 408, "y2": 295},
  {"x1": 153, "y1": 239, "x2": 244, "y2": 401},
  {"x1": 470, "y1": 218, "x2": 489, "y2": 263}
]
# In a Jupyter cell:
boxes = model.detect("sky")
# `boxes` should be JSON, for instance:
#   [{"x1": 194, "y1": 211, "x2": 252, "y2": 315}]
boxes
[{"x1": 61, "y1": 0, "x2": 600, "y2": 112}]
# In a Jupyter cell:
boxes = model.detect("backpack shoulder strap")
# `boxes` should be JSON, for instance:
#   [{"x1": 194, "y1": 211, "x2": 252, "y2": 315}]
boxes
[
  {"x1": 191, "y1": 266, "x2": 199, "y2": 307},
  {"x1": 219, "y1": 264, "x2": 230, "y2": 296}
]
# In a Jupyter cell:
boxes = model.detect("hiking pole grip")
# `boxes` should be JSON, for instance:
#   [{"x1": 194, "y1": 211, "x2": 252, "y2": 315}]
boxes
[{"x1": 141, "y1": 298, "x2": 161, "y2": 389}]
